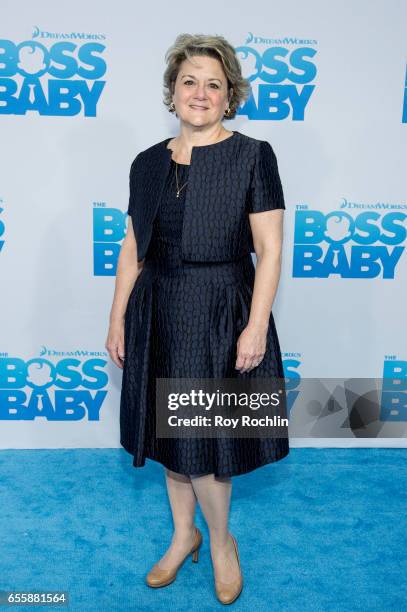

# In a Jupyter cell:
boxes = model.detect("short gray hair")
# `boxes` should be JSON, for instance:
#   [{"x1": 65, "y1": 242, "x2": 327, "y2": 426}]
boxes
[{"x1": 163, "y1": 33, "x2": 251, "y2": 120}]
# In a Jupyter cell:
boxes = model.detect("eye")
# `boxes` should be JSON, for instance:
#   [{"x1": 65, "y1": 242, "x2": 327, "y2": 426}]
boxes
[
  {"x1": 184, "y1": 80, "x2": 194, "y2": 85},
  {"x1": 210, "y1": 83, "x2": 220, "y2": 89}
]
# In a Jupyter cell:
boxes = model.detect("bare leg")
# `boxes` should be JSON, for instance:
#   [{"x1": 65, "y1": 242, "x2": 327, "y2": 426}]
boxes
[
  {"x1": 155, "y1": 467, "x2": 198, "y2": 570},
  {"x1": 190, "y1": 473, "x2": 240, "y2": 583}
]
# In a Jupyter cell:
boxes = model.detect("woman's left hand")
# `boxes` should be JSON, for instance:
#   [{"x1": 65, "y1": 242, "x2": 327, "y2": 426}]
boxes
[{"x1": 235, "y1": 324, "x2": 267, "y2": 373}]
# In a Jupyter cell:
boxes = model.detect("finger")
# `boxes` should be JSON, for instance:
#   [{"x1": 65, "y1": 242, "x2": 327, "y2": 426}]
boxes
[
  {"x1": 243, "y1": 359, "x2": 256, "y2": 372},
  {"x1": 236, "y1": 355, "x2": 253, "y2": 373},
  {"x1": 235, "y1": 351, "x2": 246, "y2": 369},
  {"x1": 244, "y1": 354, "x2": 264, "y2": 372},
  {"x1": 117, "y1": 340, "x2": 125, "y2": 361},
  {"x1": 116, "y1": 349, "x2": 125, "y2": 368},
  {"x1": 109, "y1": 349, "x2": 124, "y2": 369},
  {"x1": 114, "y1": 356, "x2": 124, "y2": 370},
  {"x1": 235, "y1": 352, "x2": 247, "y2": 369}
]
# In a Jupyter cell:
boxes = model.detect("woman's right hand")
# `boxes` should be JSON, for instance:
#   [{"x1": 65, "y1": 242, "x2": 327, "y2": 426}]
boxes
[{"x1": 105, "y1": 319, "x2": 125, "y2": 369}]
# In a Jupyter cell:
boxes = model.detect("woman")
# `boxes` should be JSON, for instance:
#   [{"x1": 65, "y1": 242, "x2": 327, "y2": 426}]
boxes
[{"x1": 106, "y1": 33, "x2": 289, "y2": 605}]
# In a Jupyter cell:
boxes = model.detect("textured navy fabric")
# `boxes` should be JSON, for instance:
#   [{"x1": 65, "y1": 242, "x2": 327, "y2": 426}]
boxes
[
  {"x1": 127, "y1": 130, "x2": 285, "y2": 263},
  {"x1": 120, "y1": 150, "x2": 290, "y2": 477}
]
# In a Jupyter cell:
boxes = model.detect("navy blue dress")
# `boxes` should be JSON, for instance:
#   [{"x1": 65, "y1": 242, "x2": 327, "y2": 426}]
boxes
[{"x1": 120, "y1": 157, "x2": 289, "y2": 477}]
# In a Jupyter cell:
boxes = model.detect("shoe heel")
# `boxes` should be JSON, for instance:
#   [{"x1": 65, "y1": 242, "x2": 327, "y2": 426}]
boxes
[
  {"x1": 191, "y1": 527, "x2": 202, "y2": 563},
  {"x1": 192, "y1": 546, "x2": 199, "y2": 563}
]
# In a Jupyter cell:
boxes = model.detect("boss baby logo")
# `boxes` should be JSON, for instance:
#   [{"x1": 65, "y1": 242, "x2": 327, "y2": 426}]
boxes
[
  {"x1": 380, "y1": 357, "x2": 406, "y2": 421},
  {"x1": 0, "y1": 36, "x2": 106, "y2": 116},
  {"x1": 235, "y1": 32, "x2": 317, "y2": 120},
  {"x1": 282, "y1": 352, "x2": 302, "y2": 417},
  {"x1": 93, "y1": 204, "x2": 127, "y2": 276},
  {"x1": 0, "y1": 353, "x2": 108, "y2": 420},
  {"x1": 293, "y1": 206, "x2": 406, "y2": 278}
]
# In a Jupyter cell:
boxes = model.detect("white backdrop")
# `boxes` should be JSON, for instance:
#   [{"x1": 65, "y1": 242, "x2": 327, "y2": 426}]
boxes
[{"x1": 1, "y1": 0, "x2": 406, "y2": 449}]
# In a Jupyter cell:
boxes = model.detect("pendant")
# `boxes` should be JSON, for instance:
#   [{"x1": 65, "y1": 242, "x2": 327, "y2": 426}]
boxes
[{"x1": 176, "y1": 191, "x2": 180, "y2": 198}]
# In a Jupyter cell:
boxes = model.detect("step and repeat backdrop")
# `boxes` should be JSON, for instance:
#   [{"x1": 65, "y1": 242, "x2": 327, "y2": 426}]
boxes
[{"x1": 1, "y1": 1, "x2": 406, "y2": 449}]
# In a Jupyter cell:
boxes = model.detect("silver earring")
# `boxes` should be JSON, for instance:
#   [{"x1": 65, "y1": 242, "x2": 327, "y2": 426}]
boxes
[{"x1": 169, "y1": 102, "x2": 175, "y2": 112}]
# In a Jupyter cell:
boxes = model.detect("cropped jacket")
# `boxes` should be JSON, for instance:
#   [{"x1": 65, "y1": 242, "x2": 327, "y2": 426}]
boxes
[{"x1": 126, "y1": 130, "x2": 285, "y2": 263}]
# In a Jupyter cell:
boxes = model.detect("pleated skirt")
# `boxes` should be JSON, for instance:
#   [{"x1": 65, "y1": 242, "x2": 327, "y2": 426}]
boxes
[{"x1": 120, "y1": 252, "x2": 289, "y2": 477}]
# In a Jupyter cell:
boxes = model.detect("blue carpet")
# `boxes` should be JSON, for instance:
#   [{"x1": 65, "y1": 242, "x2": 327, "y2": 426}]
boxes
[{"x1": 0, "y1": 448, "x2": 406, "y2": 611}]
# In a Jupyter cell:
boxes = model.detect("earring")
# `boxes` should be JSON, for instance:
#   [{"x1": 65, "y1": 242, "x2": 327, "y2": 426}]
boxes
[
  {"x1": 169, "y1": 102, "x2": 175, "y2": 112},
  {"x1": 224, "y1": 107, "x2": 231, "y2": 117}
]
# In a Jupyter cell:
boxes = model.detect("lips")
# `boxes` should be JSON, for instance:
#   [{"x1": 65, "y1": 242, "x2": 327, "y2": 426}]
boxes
[{"x1": 190, "y1": 105, "x2": 208, "y2": 110}]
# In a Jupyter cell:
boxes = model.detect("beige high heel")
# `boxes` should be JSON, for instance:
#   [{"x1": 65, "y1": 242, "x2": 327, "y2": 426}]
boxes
[
  {"x1": 145, "y1": 527, "x2": 203, "y2": 588},
  {"x1": 214, "y1": 534, "x2": 243, "y2": 605}
]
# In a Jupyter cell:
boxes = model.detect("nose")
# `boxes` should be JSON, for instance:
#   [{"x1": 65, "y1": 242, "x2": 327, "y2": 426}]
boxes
[{"x1": 193, "y1": 83, "x2": 207, "y2": 100}]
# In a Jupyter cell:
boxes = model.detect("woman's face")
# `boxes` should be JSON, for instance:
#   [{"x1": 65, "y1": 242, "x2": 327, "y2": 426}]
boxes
[{"x1": 172, "y1": 55, "x2": 231, "y2": 129}]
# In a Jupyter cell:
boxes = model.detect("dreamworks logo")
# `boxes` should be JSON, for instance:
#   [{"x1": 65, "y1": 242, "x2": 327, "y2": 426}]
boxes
[
  {"x1": 245, "y1": 32, "x2": 318, "y2": 45},
  {"x1": 339, "y1": 198, "x2": 407, "y2": 211},
  {"x1": 32, "y1": 25, "x2": 106, "y2": 40}
]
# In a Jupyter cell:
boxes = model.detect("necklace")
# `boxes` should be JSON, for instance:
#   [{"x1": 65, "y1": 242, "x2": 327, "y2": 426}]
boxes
[{"x1": 175, "y1": 162, "x2": 189, "y2": 198}]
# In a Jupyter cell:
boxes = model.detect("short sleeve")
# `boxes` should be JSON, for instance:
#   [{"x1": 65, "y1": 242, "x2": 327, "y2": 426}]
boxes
[
  {"x1": 247, "y1": 140, "x2": 285, "y2": 213},
  {"x1": 126, "y1": 154, "x2": 141, "y2": 216}
]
